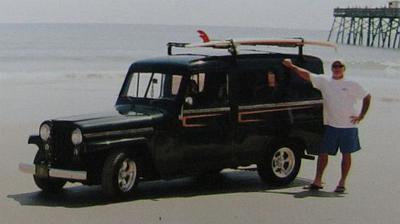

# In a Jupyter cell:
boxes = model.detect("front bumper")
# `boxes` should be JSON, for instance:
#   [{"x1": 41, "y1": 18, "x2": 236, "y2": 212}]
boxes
[{"x1": 19, "y1": 163, "x2": 87, "y2": 181}]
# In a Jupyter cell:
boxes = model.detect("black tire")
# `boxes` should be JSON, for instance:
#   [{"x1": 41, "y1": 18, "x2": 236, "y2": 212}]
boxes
[
  {"x1": 257, "y1": 142, "x2": 302, "y2": 186},
  {"x1": 33, "y1": 151, "x2": 66, "y2": 193},
  {"x1": 101, "y1": 151, "x2": 139, "y2": 198}
]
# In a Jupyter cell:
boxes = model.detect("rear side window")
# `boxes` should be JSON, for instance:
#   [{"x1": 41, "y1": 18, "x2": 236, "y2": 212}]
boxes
[
  {"x1": 230, "y1": 66, "x2": 321, "y2": 105},
  {"x1": 286, "y1": 72, "x2": 321, "y2": 101}
]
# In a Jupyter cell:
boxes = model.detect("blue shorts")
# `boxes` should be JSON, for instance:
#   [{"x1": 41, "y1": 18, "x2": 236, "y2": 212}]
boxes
[{"x1": 320, "y1": 126, "x2": 361, "y2": 155}]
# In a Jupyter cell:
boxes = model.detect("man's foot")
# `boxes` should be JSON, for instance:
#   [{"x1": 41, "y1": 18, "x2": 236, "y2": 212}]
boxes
[
  {"x1": 334, "y1": 186, "x2": 346, "y2": 193},
  {"x1": 303, "y1": 183, "x2": 323, "y2": 190}
]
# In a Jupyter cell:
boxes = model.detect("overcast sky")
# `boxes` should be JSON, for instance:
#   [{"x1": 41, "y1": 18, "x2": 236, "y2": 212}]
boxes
[{"x1": 0, "y1": 0, "x2": 389, "y2": 30}]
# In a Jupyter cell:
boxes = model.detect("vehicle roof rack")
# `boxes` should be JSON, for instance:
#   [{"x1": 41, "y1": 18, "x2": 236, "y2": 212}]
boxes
[{"x1": 167, "y1": 42, "x2": 189, "y2": 56}]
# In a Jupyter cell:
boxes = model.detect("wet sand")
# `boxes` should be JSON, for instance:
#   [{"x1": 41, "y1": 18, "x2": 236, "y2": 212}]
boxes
[{"x1": 1, "y1": 74, "x2": 399, "y2": 224}]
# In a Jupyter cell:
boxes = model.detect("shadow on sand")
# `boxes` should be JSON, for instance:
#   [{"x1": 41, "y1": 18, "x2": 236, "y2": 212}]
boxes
[
  {"x1": 267, "y1": 189, "x2": 346, "y2": 198},
  {"x1": 7, "y1": 170, "x2": 341, "y2": 208}
]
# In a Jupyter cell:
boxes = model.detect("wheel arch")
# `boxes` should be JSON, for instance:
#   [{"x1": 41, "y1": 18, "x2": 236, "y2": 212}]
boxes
[
  {"x1": 104, "y1": 138, "x2": 156, "y2": 180},
  {"x1": 86, "y1": 137, "x2": 157, "y2": 184},
  {"x1": 266, "y1": 136, "x2": 306, "y2": 155}
]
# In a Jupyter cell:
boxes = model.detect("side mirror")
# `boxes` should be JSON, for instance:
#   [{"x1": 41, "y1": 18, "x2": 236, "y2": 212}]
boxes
[{"x1": 185, "y1": 97, "x2": 194, "y2": 106}]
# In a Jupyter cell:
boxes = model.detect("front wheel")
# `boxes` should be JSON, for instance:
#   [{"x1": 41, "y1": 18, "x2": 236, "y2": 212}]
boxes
[
  {"x1": 33, "y1": 151, "x2": 66, "y2": 193},
  {"x1": 101, "y1": 151, "x2": 139, "y2": 198},
  {"x1": 257, "y1": 143, "x2": 301, "y2": 186}
]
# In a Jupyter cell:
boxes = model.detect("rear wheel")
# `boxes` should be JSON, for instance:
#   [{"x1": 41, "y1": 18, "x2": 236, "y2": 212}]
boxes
[
  {"x1": 101, "y1": 151, "x2": 139, "y2": 198},
  {"x1": 33, "y1": 150, "x2": 66, "y2": 193},
  {"x1": 257, "y1": 143, "x2": 301, "y2": 186}
]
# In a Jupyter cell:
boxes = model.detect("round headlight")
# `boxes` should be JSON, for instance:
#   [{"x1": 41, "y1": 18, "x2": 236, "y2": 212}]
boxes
[
  {"x1": 39, "y1": 123, "x2": 51, "y2": 141},
  {"x1": 71, "y1": 128, "x2": 83, "y2": 145}
]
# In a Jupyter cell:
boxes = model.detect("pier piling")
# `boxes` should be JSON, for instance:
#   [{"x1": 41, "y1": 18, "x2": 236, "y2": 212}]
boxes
[{"x1": 328, "y1": 2, "x2": 400, "y2": 48}]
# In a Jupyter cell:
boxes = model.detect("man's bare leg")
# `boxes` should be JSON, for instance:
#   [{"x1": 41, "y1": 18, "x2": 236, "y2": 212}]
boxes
[
  {"x1": 338, "y1": 153, "x2": 351, "y2": 188},
  {"x1": 313, "y1": 153, "x2": 328, "y2": 187}
]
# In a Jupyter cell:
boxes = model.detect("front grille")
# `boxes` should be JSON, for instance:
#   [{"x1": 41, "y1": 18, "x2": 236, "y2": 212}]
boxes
[{"x1": 49, "y1": 122, "x2": 74, "y2": 168}]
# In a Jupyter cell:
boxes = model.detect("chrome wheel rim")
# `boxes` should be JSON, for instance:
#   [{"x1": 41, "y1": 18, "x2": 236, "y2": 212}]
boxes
[
  {"x1": 118, "y1": 159, "x2": 137, "y2": 192},
  {"x1": 271, "y1": 147, "x2": 296, "y2": 178}
]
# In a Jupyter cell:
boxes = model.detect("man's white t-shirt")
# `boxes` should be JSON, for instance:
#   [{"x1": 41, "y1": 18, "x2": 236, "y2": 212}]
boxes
[{"x1": 310, "y1": 74, "x2": 368, "y2": 128}]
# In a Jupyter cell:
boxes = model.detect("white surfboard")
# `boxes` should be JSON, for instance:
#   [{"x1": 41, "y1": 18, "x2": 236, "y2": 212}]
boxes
[
  {"x1": 190, "y1": 30, "x2": 336, "y2": 49},
  {"x1": 186, "y1": 38, "x2": 336, "y2": 49}
]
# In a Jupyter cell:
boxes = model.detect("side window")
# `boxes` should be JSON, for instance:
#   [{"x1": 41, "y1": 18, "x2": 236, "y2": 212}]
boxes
[
  {"x1": 253, "y1": 71, "x2": 283, "y2": 103},
  {"x1": 284, "y1": 59, "x2": 323, "y2": 101},
  {"x1": 183, "y1": 73, "x2": 203, "y2": 109},
  {"x1": 287, "y1": 72, "x2": 321, "y2": 101},
  {"x1": 232, "y1": 70, "x2": 286, "y2": 105},
  {"x1": 184, "y1": 72, "x2": 228, "y2": 109}
]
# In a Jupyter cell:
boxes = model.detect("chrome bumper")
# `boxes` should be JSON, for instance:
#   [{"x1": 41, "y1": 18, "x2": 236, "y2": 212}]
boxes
[{"x1": 19, "y1": 163, "x2": 87, "y2": 181}]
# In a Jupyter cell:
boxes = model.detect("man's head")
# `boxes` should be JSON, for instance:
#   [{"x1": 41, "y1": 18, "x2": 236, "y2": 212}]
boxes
[{"x1": 331, "y1": 60, "x2": 345, "y2": 79}]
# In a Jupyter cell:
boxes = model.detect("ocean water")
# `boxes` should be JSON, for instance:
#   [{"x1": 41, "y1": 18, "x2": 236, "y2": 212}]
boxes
[{"x1": 0, "y1": 23, "x2": 399, "y2": 80}]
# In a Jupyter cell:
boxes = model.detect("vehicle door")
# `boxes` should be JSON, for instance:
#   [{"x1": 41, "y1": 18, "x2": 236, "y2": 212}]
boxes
[
  {"x1": 122, "y1": 72, "x2": 185, "y2": 178},
  {"x1": 229, "y1": 67, "x2": 293, "y2": 163},
  {"x1": 177, "y1": 72, "x2": 232, "y2": 174}
]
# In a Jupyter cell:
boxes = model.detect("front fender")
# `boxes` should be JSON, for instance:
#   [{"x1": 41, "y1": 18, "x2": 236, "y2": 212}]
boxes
[{"x1": 86, "y1": 137, "x2": 148, "y2": 152}]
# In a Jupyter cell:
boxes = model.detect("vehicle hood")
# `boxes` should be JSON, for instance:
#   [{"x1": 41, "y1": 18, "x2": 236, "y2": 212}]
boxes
[{"x1": 54, "y1": 109, "x2": 164, "y2": 133}]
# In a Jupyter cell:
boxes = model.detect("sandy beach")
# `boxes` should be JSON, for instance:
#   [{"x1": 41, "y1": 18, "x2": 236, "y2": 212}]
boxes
[{"x1": 0, "y1": 66, "x2": 399, "y2": 223}]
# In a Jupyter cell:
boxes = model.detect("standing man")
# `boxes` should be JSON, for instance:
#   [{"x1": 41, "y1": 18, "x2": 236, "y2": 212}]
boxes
[{"x1": 282, "y1": 59, "x2": 371, "y2": 193}]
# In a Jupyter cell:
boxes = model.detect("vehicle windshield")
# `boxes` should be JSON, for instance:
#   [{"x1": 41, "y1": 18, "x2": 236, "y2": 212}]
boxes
[{"x1": 124, "y1": 72, "x2": 182, "y2": 100}]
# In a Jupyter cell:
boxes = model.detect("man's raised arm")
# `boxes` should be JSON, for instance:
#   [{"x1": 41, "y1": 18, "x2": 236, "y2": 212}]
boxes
[{"x1": 282, "y1": 59, "x2": 311, "y2": 81}]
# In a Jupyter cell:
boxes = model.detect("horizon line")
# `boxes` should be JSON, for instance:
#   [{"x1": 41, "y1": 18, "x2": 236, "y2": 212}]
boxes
[{"x1": 0, "y1": 22, "x2": 329, "y2": 32}]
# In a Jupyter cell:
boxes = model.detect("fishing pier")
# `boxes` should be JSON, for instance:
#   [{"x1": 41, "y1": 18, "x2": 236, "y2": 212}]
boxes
[{"x1": 328, "y1": 1, "x2": 400, "y2": 48}]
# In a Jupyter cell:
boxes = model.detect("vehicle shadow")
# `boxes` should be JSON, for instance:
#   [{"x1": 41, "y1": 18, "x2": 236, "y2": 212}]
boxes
[
  {"x1": 8, "y1": 170, "x2": 312, "y2": 208},
  {"x1": 267, "y1": 189, "x2": 346, "y2": 198}
]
